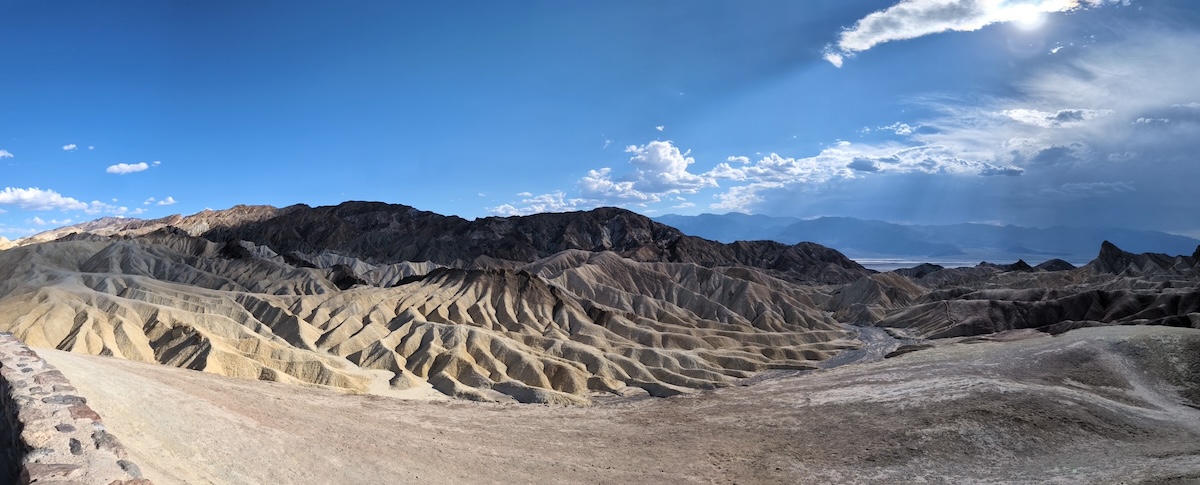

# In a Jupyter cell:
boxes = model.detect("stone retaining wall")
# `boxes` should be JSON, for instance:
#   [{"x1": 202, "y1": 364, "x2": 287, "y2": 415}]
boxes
[{"x1": 0, "y1": 332, "x2": 152, "y2": 485}]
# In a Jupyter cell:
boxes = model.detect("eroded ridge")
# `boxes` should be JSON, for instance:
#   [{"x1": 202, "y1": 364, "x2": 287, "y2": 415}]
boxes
[{"x1": 0, "y1": 332, "x2": 150, "y2": 485}]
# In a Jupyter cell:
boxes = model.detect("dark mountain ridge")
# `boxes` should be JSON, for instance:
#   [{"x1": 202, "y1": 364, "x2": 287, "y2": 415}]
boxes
[
  {"x1": 19, "y1": 202, "x2": 870, "y2": 285},
  {"x1": 656, "y1": 213, "x2": 1200, "y2": 262}
]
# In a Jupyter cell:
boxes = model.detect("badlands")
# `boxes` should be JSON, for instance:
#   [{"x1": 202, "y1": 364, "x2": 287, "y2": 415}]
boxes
[{"x1": 1, "y1": 202, "x2": 1198, "y2": 484}]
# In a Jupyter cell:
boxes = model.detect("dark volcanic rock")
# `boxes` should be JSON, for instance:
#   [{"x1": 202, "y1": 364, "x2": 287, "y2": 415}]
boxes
[
  {"x1": 894, "y1": 263, "x2": 945, "y2": 279},
  {"x1": 1034, "y1": 259, "x2": 1076, "y2": 271},
  {"x1": 1092, "y1": 240, "x2": 1198, "y2": 276},
  {"x1": 977, "y1": 259, "x2": 1033, "y2": 272},
  {"x1": 198, "y1": 202, "x2": 869, "y2": 285}
]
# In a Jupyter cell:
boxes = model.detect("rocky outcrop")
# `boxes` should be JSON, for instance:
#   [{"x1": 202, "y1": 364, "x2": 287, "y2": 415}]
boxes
[
  {"x1": 1034, "y1": 259, "x2": 1076, "y2": 271},
  {"x1": 878, "y1": 288, "x2": 1200, "y2": 339},
  {"x1": 976, "y1": 259, "x2": 1033, "y2": 272},
  {"x1": 874, "y1": 243, "x2": 1200, "y2": 339},
  {"x1": 894, "y1": 263, "x2": 944, "y2": 279},
  {"x1": 0, "y1": 333, "x2": 150, "y2": 484},
  {"x1": 827, "y1": 273, "x2": 928, "y2": 324},
  {"x1": 1091, "y1": 240, "x2": 1198, "y2": 276}
]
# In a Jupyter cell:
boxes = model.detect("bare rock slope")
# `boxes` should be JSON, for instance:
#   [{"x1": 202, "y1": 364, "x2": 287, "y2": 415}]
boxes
[
  {"x1": 876, "y1": 241, "x2": 1200, "y2": 338},
  {"x1": 0, "y1": 206, "x2": 863, "y2": 404},
  {"x1": 4, "y1": 203, "x2": 1198, "y2": 408}
]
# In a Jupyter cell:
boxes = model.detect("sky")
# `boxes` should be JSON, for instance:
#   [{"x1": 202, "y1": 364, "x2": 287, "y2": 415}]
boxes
[{"x1": 2, "y1": 0, "x2": 1199, "y2": 239}]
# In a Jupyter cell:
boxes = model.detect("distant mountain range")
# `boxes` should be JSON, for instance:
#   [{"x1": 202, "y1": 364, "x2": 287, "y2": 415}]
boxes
[{"x1": 654, "y1": 213, "x2": 1200, "y2": 266}]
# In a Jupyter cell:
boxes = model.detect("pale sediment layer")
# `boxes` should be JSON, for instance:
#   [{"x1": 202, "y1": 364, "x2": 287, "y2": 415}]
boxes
[{"x1": 0, "y1": 237, "x2": 857, "y2": 405}]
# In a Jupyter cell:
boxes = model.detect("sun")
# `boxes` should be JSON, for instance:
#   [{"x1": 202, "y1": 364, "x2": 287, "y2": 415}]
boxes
[{"x1": 1009, "y1": 6, "x2": 1047, "y2": 30}]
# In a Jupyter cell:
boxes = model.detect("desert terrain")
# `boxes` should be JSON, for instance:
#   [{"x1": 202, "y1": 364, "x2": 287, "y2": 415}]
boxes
[
  {"x1": 2, "y1": 202, "x2": 1198, "y2": 483},
  {"x1": 38, "y1": 326, "x2": 1200, "y2": 484}
]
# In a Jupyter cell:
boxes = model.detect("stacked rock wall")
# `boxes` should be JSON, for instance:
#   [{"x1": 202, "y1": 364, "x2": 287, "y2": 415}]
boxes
[{"x1": 0, "y1": 332, "x2": 151, "y2": 485}]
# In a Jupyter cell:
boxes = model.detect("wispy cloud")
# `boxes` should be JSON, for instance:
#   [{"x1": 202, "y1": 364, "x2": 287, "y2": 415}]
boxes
[
  {"x1": 106, "y1": 162, "x2": 150, "y2": 174},
  {"x1": 488, "y1": 191, "x2": 595, "y2": 216},
  {"x1": 825, "y1": 0, "x2": 1130, "y2": 67},
  {"x1": 0, "y1": 150, "x2": 12, "y2": 159},
  {"x1": 655, "y1": 126, "x2": 665, "y2": 132},
  {"x1": 879, "y1": 122, "x2": 916, "y2": 135},
  {"x1": 62, "y1": 144, "x2": 77, "y2": 151},
  {"x1": 707, "y1": 142, "x2": 1023, "y2": 211},
  {"x1": 30, "y1": 216, "x2": 73, "y2": 226},
  {"x1": 1002, "y1": 108, "x2": 1114, "y2": 127},
  {"x1": 718, "y1": 29, "x2": 1200, "y2": 230}
]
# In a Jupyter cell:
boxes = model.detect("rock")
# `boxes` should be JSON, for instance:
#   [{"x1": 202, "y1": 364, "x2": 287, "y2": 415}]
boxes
[
  {"x1": 894, "y1": 263, "x2": 945, "y2": 279},
  {"x1": 68, "y1": 404, "x2": 102, "y2": 421},
  {"x1": 41, "y1": 395, "x2": 86, "y2": 405},
  {"x1": 117, "y1": 459, "x2": 143, "y2": 478},
  {"x1": 1035, "y1": 259, "x2": 1076, "y2": 271},
  {"x1": 884, "y1": 344, "x2": 934, "y2": 358}
]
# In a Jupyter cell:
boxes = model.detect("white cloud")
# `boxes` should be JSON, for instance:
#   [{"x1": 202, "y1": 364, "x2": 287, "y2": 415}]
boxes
[
  {"x1": 491, "y1": 141, "x2": 722, "y2": 214},
  {"x1": 29, "y1": 216, "x2": 72, "y2": 227},
  {"x1": 487, "y1": 191, "x2": 596, "y2": 216},
  {"x1": 705, "y1": 163, "x2": 750, "y2": 181},
  {"x1": 726, "y1": 156, "x2": 751, "y2": 164},
  {"x1": 157, "y1": 196, "x2": 176, "y2": 206},
  {"x1": 0, "y1": 150, "x2": 12, "y2": 158},
  {"x1": 62, "y1": 144, "x2": 77, "y2": 151},
  {"x1": 576, "y1": 140, "x2": 720, "y2": 204},
  {"x1": 880, "y1": 122, "x2": 915, "y2": 135},
  {"x1": 0, "y1": 187, "x2": 148, "y2": 216},
  {"x1": 578, "y1": 168, "x2": 649, "y2": 201},
  {"x1": 825, "y1": 0, "x2": 1129, "y2": 66},
  {"x1": 1002, "y1": 108, "x2": 1114, "y2": 127},
  {"x1": 671, "y1": 202, "x2": 696, "y2": 209},
  {"x1": 106, "y1": 162, "x2": 149, "y2": 174},
  {"x1": 152, "y1": 161, "x2": 161, "y2": 166},
  {"x1": 515, "y1": 192, "x2": 532, "y2": 197},
  {"x1": 623, "y1": 141, "x2": 717, "y2": 192},
  {"x1": 655, "y1": 126, "x2": 665, "y2": 132},
  {"x1": 143, "y1": 197, "x2": 155, "y2": 205},
  {"x1": 0, "y1": 187, "x2": 90, "y2": 211},
  {"x1": 822, "y1": 50, "x2": 844, "y2": 68},
  {"x1": 88, "y1": 146, "x2": 95, "y2": 150},
  {"x1": 1132, "y1": 117, "x2": 1169, "y2": 125}
]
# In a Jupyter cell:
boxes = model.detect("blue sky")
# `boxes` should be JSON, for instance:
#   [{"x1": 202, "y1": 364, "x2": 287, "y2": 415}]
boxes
[{"x1": 2, "y1": 0, "x2": 1199, "y2": 239}]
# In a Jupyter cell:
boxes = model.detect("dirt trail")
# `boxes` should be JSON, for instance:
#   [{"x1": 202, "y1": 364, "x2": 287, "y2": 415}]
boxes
[{"x1": 39, "y1": 326, "x2": 1200, "y2": 485}]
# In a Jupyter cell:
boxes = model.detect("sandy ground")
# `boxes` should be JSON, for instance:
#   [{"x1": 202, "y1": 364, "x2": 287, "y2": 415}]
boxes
[{"x1": 39, "y1": 326, "x2": 1200, "y2": 485}]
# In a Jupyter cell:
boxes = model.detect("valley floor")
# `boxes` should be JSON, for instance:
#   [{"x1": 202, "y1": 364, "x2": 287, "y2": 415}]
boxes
[{"x1": 40, "y1": 326, "x2": 1200, "y2": 485}]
